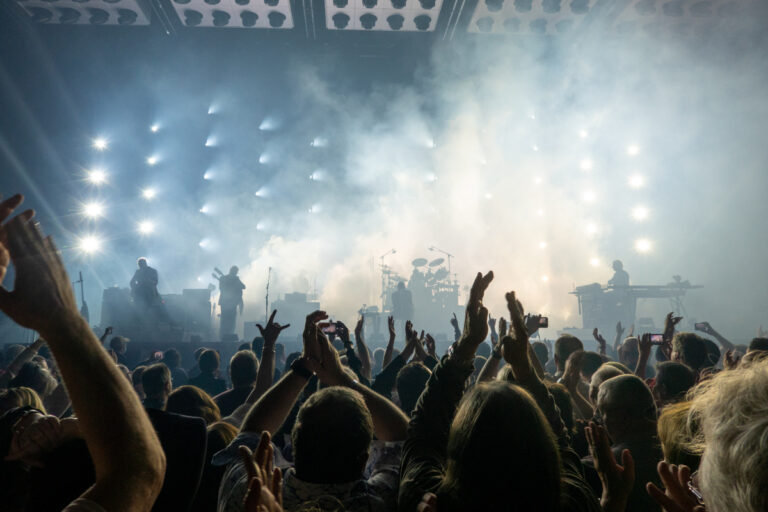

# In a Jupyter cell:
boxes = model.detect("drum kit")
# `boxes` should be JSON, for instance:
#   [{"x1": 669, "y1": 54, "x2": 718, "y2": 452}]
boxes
[
  {"x1": 412, "y1": 257, "x2": 451, "y2": 287},
  {"x1": 380, "y1": 256, "x2": 457, "y2": 312}
]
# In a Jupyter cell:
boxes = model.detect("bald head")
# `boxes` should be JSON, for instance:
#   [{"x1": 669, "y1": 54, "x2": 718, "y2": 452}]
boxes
[{"x1": 597, "y1": 374, "x2": 657, "y2": 426}]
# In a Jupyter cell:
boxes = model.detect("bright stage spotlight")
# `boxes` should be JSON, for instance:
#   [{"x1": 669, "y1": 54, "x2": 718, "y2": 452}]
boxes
[
  {"x1": 533, "y1": 176, "x2": 543, "y2": 185},
  {"x1": 484, "y1": 192, "x2": 493, "y2": 200},
  {"x1": 585, "y1": 223, "x2": 598, "y2": 235},
  {"x1": 589, "y1": 257, "x2": 601, "y2": 267},
  {"x1": 579, "y1": 129, "x2": 589, "y2": 139},
  {"x1": 536, "y1": 209, "x2": 544, "y2": 216},
  {"x1": 137, "y1": 221, "x2": 155, "y2": 235},
  {"x1": 92, "y1": 137, "x2": 108, "y2": 151},
  {"x1": 86, "y1": 169, "x2": 107, "y2": 185},
  {"x1": 426, "y1": 173, "x2": 438, "y2": 182},
  {"x1": 426, "y1": 138, "x2": 436, "y2": 149},
  {"x1": 627, "y1": 144, "x2": 640, "y2": 156},
  {"x1": 142, "y1": 188, "x2": 157, "y2": 200},
  {"x1": 309, "y1": 169, "x2": 326, "y2": 181},
  {"x1": 310, "y1": 137, "x2": 328, "y2": 148},
  {"x1": 208, "y1": 105, "x2": 216, "y2": 115},
  {"x1": 77, "y1": 235, "x2": 102, "y2": 254},
  {"x1": 205, "y1": 136, "x2": 216, "y2": 147},
  {"x1": 146, "y1": 155, "x2": 158, "y2": 166},
  {"x1": 632, "y1": 206, "x2": 649, "y2": 221},
  {"x1": 254, "y1": 187, "x2": 268, "y2": 198},
  {"x1": 82, "y1": 202, "x2": 105, "y2": 219},
  {"x1": 539, "y1": 241, "x2": 547, "y2": 249},
  {"x1": 203, "y1": 170, "x2": 214, "y2": 180},
  {"x1": 259, "y1": 118, "x2": 276, "y2": 131},
  {"x1": 579, "y1": 158, "x2": 594, "y2": 171},
  {"x1": 635, "y1": 238, "x2": 652, "y2": 253},
  {"x1": 150, "y1": 124, "x2": 160, "y2": 133},
  {"x1": 541, "y1": 275, "x2": 549, "y2": 283},
  {"x1": 258, "y1": 153, "x2": 270, "y2": 164},
  {"x1": 199, "y1": 205, "x2": 210, "y2": 214},
  {"x1": 629, "y1": 174, "x2": 645, "y2": 189},
  {"x1": 582, "y1": 190, "x2": 597, "y2": 203}
]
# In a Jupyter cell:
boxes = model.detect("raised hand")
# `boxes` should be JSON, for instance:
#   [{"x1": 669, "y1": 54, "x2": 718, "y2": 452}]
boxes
[
  {"x1": 663, "y1": 312, "x2": 683, "y2": 342},
  {"x1": 450, "y1": 313, "x2": 459, "y2": 330},
  {"x1": 256, "y1": 310, "x2": 290, "y2": 346},
  {"x1": 562, "y1": 350, "x2": 585, "y2": 392},
  {"x1": 5, "y1": 412, "x2": 64, "y2": 465},
  {"x1": 498, "y1": 317, "x2": 508, "y2": 338},
  {"x1": 488, "y1": 316, "x2": 497, "y2": 332},
  {"x1": 405, "y1": 320, "x2": 417, "y2": 343},
  {"x1": 694, "y1": 321, "x2": 715, "y2": 336},
  {"x1": 525, "y1": 314, "x2": 542, "y2": 337},
  {"x1": 302, "y1": 310, "x2": 327, "y2": 363},
  {"x1": 638, "y1": 333, "x2": 652, "y2": 360},
  {"x1": 501, "y1": 290, "x2": 533, "y2": 381},
  {"x1": 387, "y1": 315, "x2": 396, "y2": 340},
  {"x1": 646, "y1": 462, "x2": 704, "y2": 512},
  {"x1": 586, "y1": 422, "x2": 635, "y2": 512},
  {"x1": 239, "y1": 432, "x2": 283, "y2": 512},
  {"x1": 0, "y1": 194, "x2": 78, "y2": 336},
  {"x1": 355, "y1": 315, "x2": 364, "y2": 342},
  {"x1": 425, "y1": 333, "x2": 436, "y2": 357},
  {"x1": 452, "y1": 271, "x2": 494, "y2": 362},
  {"x1": 304, "y1": 318, "x2": 351, "y2": 387},
  {"x1": 616, "y1": 321, "x2": 625, "y2": 337},
  {"x1": 593, "y1": 327, "x2": 607, "y2": 354}
]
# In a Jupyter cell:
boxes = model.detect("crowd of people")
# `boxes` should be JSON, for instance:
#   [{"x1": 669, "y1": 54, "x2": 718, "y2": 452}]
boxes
[{"x1": 1, "y1": 191, "x2": 768, "y2": 512}]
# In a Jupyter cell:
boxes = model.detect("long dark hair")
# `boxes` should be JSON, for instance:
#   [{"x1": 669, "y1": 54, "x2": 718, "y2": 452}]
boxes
[{"x1": 437, "y1": 381, "x2": 562, "y2": 512}]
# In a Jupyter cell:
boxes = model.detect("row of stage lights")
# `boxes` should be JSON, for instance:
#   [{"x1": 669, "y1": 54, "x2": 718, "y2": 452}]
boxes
[{"x1": 77, "y1": 111, "x2": 655, "y2": 269}]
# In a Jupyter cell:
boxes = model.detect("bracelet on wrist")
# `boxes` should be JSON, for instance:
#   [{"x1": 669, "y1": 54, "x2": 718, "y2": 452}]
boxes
[{"x1": 290, "y1": 358, "x2": 313, "y2": 380}]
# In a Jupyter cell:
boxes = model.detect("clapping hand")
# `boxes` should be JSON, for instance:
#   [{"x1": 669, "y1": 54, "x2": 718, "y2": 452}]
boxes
[
  {"x1": 0, "y1": 194, "x2": 79, "y2": 337},
  {"x1": 562, "y1": 350, "x2": 585, "y2": 392},
  {"x1": 646, "y1": 462, "x2": 704, "y2": 512},
  {"x1": 501, "y1": 290, "x2": 533, "y2": 381},
  {"x1": 239, "y1": 432, "x2": 283, "y2": 512},
  {"x1": 452, "y1": 271, "x2": 494, "y2": 362},
  {"x1": 5, "y1": 412, "x2": 64, "y2": 466},
  {"x1": 425, "y1": 334, "x2": 437, "y2": 358},
  {"x1": 585, "y1": 422, "x2": 635, "y2": 511},
  {"x1": 256, "y1": 310, "x2": 290, "y2": 346}
]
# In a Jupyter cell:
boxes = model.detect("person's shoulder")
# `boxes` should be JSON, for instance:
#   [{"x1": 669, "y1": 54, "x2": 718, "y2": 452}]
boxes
[
  {"x1": 147, "y1": 407, "x2": 206, "y2": 430},
  {"x1": 62, "y1": 498, "x2": 107, "y2": 512}
]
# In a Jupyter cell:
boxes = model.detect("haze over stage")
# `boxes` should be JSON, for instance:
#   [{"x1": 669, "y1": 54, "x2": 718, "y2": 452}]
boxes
[{"x1": 1, "y1": 1, "x2": 767, "y2": 341}]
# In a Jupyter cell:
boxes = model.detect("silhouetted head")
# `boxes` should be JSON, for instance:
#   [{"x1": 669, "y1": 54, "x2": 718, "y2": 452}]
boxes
[
  {"x1": 397, "y1": 281, "x2": 406, "y2": 290},
  {"x1": 672, "y1": 332, "x2": 708, "y2": 371},
  {"x1": 397, "y1": 362, "x2": 431, "y2": 416},
  {"x1": 198, "y1": 349, "x2": 220, "y2": 375},
  {"x1": 142, "y1": 363, "x2": 171, "y2": 406},
  {"x1": 612, "y1": 260, "x2": 623, "y2": 271},
  {"x1": 292, "y1": 387, "x2": 373, "y2": 484},
  {"x1": 654, "y1": 361, "x2": 695, "y2": 406},
  {"x1": 437, "y1": 381, "x2": 561, "y2": 512},
  {"x1": 137, "y1": 257, "x2": 148, "y2": 269},
  {"x1": 229, "y1": 266, "x2": 239, "y2": 276},
  {"x1": 229, "y1": 350, "x2": 258, "y2": 388},
  {"x1": 554, "y1": 334, "x2": 583, "y2": 372},
  {"x1": 163, "y1": 348, "x2": 181, "y2": 369},
  {"x1": 109, "y1": 336, "x2": 129, "y2": 355},
  {"x1": 597, "y1": 374, "x2": 657, "y2": 443},
  {"x1": 166, "y1": 385, "x2": 221, "y2": 425}
]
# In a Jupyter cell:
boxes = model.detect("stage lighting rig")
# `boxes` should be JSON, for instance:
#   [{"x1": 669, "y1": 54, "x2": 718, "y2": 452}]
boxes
[
  {"x1": 325, "y1": 0, "x2": 441, "y2": 31},
  {"x1": 15, "y1": 0, "x2": 150, "y2": 25},
  {"x1": 86, "y1": 169, "x2": 107, "y2": 185},
  {"x1": 468, "y1": 0, "x2": 597, "y2": 34},
  {"x1": 169, "y1": 0, "x2": 293, "y2": 29}
]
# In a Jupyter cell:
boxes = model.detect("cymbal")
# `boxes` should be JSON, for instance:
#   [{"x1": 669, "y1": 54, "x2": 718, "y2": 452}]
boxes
[
  {"x1": 428, "y1": 258, "x2": 445, "y2": 267},
  {"x1": 412, "y1": 258, "x2": 428, "y2": 267}
]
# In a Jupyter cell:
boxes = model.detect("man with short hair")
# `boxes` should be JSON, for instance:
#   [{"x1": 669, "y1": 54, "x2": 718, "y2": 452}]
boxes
[
  {"x1": 672, "y1": 332, "x2": 708, "y2": 378},
  {"x1": 554, "y1": 334, "x2": 584, "y2": 379},
  {"x1": 396, "y1": 361, "x2": 431, "y2": 416},
  {"x1": 586, "y1": 374, "x2": 662, "y2": 512},
  {"x1": 142, "y1": 363, "x2": 208, "y2": 512},
  {"x1": 109, "y1": 336, "x2": 129, "y2": 367},
  {"x1": 163, "y1": 348, "x2": 188, "y2": 388},
  {"x1": 214, "y1": 350, "x2": 259, "y2": 416},
  {"x1": 653, "y1": 361, "x2": 695, "y2": 407}
]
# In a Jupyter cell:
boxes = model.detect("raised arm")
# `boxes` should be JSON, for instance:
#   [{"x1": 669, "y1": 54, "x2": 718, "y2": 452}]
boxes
[
  {"x1": 250, "y1": 310, "x2": 290, "y2": 402},
  {"x1": 613, "y1": 321, "x2": 625, "y2": 353},
  {"x1": 383, "y1": 315, "x2": 396, "y2": 368},
  {"x1": 635, "y1": 334, "x2": 652, "y2": 379},
  {"x1": 308, "y1": 319, "x2": 409, "y2": 441},
  {"x1": 4, "y1": 336, "x2": 45, "y2": 378},
  {"x1": 354, "y1": 315, "x2": 372, "y2": 382},
  {"x1": 695, "y1": 321, "x2": 735, "y2": 352},
  {"x1": 0, "y1": 194, "x2": 165, "y2": 512},
  {"x1": 241, "y1": 311, "x2": 319, "y2": 435}
]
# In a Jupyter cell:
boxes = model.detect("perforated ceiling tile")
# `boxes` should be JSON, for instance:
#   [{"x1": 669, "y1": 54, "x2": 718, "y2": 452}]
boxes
[
  {"x1": 170, "y1": 0, "x2": 294, "y2": 29},
  {"x1": 325, "y1": 0, "x2": 443, "y2": 32},
  {"x1": 468, "y1": 0, "x2": 596, "y2": 34},
  {"x1": 611, "y1": 0, "x2": 750, "y2": 36},
  {"x1": 16, "y1": 0, "x2": 151, "y2": 25}
]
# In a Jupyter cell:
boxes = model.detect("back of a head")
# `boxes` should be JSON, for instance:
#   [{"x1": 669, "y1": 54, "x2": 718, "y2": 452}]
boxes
[
  {"x1": 598, "y1": 374, "x2": 657, "y2": 427},
  {"x1": 142, "y1": 363, "x2": 171, "y2": 398},
  {"x1": 532, "y1": 341, "x2": 549, "y2": 367},
  {"x1": 554, "y1": 334, "x2": 583, "y2": 371},
  {"x1": 109, "y1": 336, "x2": 128, "y2": 353},
  {"x1": 657, "y1": 401, "x2": 700, "y2": 472},
  {"x1": 166, "y1": 385, "x2": 221, "y2": 424},
  {"x1": 9, "y1": 361, "x2": 57, "y2": 397},
  {"x1": 396, "y1": 362, "x2": 431, "y2": 416},
  {"x1": 292, "y1": 387, "x2": 373, "y2": 484},
  {"x1": 439, "y1": 381, "x2": 561, "y2": 512},
  {"x1": 689, "y1": 359, "x2": 768, "y2": 512},
  {"x1": 589, "y1": 364, "x2": 623, "y2": 404},
  {"x1": 132, "y1": 365, "x2": 147, "y2": 388},
  {"x1": 198, "y1": 349, "x2": 220, "y2": 374},
  {"x1": 672, "y1": 332, "x2": 707, "y2": 370},
  {"x1": 655, "y1": 361, "x2": 695, "y2": 404},
  {"x1": 229, "y1": 350, "x2": 258, "y2": 387},
  {"x1": 372, "y1": 347, "x2": 385, "y2": 367},
  {"x1": 547, "y1": 382, "x2": 575, "y2": 432},
  {"x1": 193, "y1": 347, "x2": 206, "y2": 363},
  {"x1": 0, "y1": 386, "x2": 45, "y2": 415},
  {"x1": 163, "y1": 348, "x2": 181, "y2": 369},
  {"x1": 748, "y1": 337, "x2": 768, "y2": 353},
  {"x1": 581, "y1": 351, "x2": 604, "y2": 380}
]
